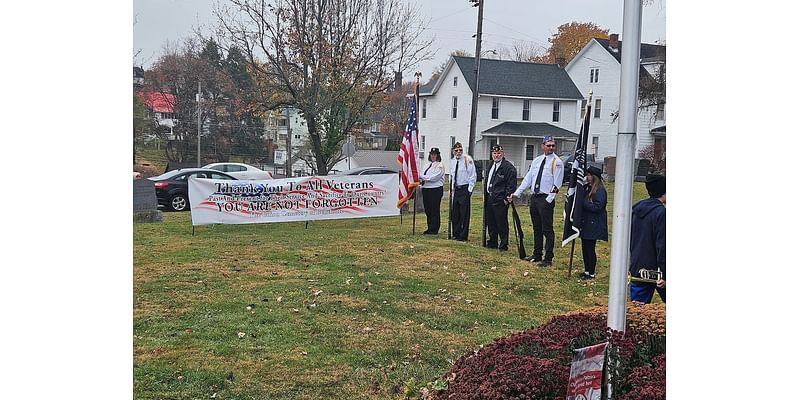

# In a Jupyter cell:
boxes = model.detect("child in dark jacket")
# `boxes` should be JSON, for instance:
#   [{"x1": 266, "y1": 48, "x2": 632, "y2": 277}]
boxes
[
  {"x1": 579, "y1": 166, "x2": 608, "y2": 280},
  {"x1": 629, "y1": 174, "x2": 666, "y2": 303}
]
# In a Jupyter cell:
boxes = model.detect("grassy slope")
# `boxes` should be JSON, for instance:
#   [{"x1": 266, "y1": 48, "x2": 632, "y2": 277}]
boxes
[{"x1": 134, "y1": 181, "x2": 650, "y2": 399}]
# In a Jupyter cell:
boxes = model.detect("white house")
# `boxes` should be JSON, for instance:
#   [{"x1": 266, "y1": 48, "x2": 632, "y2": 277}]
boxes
[
  {"x1": 565, "y1": 34, "x2": 666, "y2": 165},
  {"x1": 264, "y1": 107, "x2": 314, "y2": 176},
  {"x1": 417, "y1": 56, "x2": 584, "y2": 176}
]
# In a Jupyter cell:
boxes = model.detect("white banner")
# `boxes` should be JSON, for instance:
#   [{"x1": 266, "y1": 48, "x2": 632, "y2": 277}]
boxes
[{"x1": 188, "y1": 174, "x2": 399, "y2": 225}]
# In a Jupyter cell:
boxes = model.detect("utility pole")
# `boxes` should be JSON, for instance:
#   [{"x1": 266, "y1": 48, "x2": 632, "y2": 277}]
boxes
[
  {"x1": 285, "y1": 107, "x2": 292, "y2": 178},
  {"x1": 196, "y1": 81, "x2": 202, "y2": 167},
  {"x1": 467, "y1": 0, "x2": 484, "y2": 158}
]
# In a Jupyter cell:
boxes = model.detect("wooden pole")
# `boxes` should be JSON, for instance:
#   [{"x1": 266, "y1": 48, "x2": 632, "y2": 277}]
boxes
[{"x1": 568, "y1": 240, "x2": 576, "y2": 277}]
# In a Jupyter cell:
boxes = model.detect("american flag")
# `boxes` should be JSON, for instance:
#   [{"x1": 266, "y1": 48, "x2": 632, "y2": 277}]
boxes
[
  {"x1": 562, "y1": 94, "x2": 592, "y2": 246},
  {"x1": 396, "y1": 84, "x2": 420, "y2": 208}
]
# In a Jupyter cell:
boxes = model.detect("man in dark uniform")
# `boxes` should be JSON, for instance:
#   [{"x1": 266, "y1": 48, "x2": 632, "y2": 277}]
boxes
[
  {"x1": 483, "y1": 145, "x2": 517, "y2": 251},
  {"x1": 629, "y1": 174, "x2": 666, "y2": 303}
]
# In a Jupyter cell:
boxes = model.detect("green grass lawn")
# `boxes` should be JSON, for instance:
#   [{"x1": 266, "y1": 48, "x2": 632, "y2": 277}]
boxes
[{"x1": 134, "y1": 181, "x2": 651, "y2": 399}]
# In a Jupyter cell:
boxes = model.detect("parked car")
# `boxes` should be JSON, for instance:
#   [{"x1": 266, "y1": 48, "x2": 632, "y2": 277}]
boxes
[
  {"x1": 342, "y1": 166, "x2": 398, "y2": 175},
  {"x1": 202, "y1": 162, "x2": 274, "y2": 180},
  {"x1": 148, "y1": 168, "x2": 237, "y2": 211}
]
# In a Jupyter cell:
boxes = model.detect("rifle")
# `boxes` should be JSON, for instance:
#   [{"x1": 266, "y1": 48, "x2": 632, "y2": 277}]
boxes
[{"x1": 510, "y1": 201, "x2": 527, "y2": 260}]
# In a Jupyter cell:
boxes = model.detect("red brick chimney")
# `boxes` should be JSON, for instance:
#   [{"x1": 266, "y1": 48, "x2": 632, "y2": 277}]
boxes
[
  {"x1": 394, "y1": 71, "x2": 402, "y2": 91},
  {"x1": 609, "y1": 33, "x2": 619, "y2": 52}
]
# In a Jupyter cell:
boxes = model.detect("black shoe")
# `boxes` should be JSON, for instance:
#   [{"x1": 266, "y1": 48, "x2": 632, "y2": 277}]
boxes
[
  {"x1": 524, "y1": 255, "x2": 542, "y2": 262},
  {"x1": 579, "y1": 272, "x2": 595, "y2": 280},
  {"x1": 485, "y1": 243, "x2": 498, "y2": 249},
  {"x1": 538, "y1": 260, "x2": 552, "y2": 267},
  {"x1": 423, "y1": 231, "x2": 437, "y2": 235},
  {"x1": 498, "y1": 246, "x2": 508, "y2": 252},
  {"x1": 456, "y1": 237, "x2": 468, "y2": 242}
]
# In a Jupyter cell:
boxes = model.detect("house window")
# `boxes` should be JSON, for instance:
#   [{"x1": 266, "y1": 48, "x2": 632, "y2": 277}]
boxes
[
  {"x1": 594, "y1": 99, "x2": 602, "y2": 119},
  {"x1": 491, "y1": 97, "x2": 500, "y2": 119},
  {"x1": 522, "y1": 100, "x2": 530, "y2": 121},
  {"x1": 656, "y1": 102, "x2": 665, "y2": 120},
  {"x1": 453, "y1": 76, "x2": 458, "y2": 87},
  {"x1": 592, "y1": 136, "x2": 599, "y2": 156},
  {"x1": 421, "y1": 135, "x2": 426, "y2": 149},
  {"x1": 552, "y1": 101, "x2": 560, "y2": 122},
  {"x1": 294, "y1": 134, "x2": 301, "y2": 140},
  {"x1": 450, "y1": 136, "x2": 456, "y2": 150},
  {"x1": 526, "y1": 145, "x2": 535, "y2": 160},
  {"x1": 278, "y1": 118, "x2": 288, "y2": 127},
  {"x1": 581, "y1": 100, "x2": 587, "y2": 118},
  {"x1": 590, "y1": 68, "x2": 599, "y2": 83},
  {"x1": 451, "y1": 96, "x2": 458, "y2": 119},
  {"x1": 422, "y1": 99, "x2": 427, "y2": 118}
]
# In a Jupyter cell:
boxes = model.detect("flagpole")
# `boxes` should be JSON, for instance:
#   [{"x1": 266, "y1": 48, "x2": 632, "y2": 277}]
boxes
[
  {"x1": 568, "y1": 241, "x2": 575, "y2": 277},
  {"x1": 412, "y1": 72, "x2": 421, "y2": 235}
]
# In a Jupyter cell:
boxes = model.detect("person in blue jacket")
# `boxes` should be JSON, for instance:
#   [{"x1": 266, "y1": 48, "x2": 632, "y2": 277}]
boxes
[
  {"x1": 579, "y1": 166, "x2": 608, "y2": 280},
  {"x1": 629, "y1": 174, "x2": 666, "y2": 303}
]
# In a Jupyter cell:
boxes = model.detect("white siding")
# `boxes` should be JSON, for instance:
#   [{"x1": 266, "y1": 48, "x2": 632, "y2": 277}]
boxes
[
  {"x1": 418, "y1": 58, "x2": 581, "y2": 176},
  {"x1": 566, "y1": 40, "x2": 666, "y2": 162}
]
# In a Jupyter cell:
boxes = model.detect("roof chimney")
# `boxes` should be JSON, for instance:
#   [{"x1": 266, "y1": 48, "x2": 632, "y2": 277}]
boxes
[
  {"x1": 609, "y1": 33, "x2": 619, "y2": 52},
  {"x1": 555, "y1": 57, "x2": 566, "y2": 68}
]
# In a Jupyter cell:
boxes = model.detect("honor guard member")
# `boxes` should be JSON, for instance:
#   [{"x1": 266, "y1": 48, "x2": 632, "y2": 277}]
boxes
[
  {"x1": 420, "y1": 148, "x2": 445, "y2": 234},
  {"x1": 449, "y1": 142, "x2": 476, "y2": 241},
  {"x1": 508, "y1": 135, "x2": 564, "y2": 266},
  {"x1": 484, "y1": 144, "x2": 517, "y2": 251}
]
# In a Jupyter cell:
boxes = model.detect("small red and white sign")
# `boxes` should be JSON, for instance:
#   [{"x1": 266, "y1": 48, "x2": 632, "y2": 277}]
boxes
[{"x1": 566, "y1": 342, "x2": 607, "y2": 400}]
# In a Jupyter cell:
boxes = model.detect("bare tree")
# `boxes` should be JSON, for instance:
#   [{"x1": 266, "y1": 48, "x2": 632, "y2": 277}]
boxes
[{"x1": 214, "y1": 0, "x2": 433, "y2": 175}]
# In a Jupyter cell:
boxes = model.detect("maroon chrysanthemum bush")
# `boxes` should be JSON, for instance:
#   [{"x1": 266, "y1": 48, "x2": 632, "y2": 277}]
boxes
[{"x1": 434, "y1": 313, "x2": 665, "y2": 400}]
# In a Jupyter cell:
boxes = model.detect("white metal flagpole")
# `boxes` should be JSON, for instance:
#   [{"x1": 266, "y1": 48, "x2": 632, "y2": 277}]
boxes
[{"x1": 608, "y1": 0, "x2": 643, "y2": 333}]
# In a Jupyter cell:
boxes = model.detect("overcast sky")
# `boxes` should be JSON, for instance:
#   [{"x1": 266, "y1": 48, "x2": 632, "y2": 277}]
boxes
[{"x1": 133, "y1": 0, "x2": 665, "y2": 81}]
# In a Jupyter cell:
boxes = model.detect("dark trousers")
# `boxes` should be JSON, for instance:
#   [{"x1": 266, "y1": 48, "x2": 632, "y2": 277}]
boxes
[
  {"x1": 451, "y1": 185, "x2": 471, "y2": 240},
  {"x1": 485, "y1": 200, "x2": 510, "y2": 249},
  {"x1": 530, "y1": 194, "x2": 555, "y2": 261},
  {"x1": 422, "y1": 186, "x2": 443, "y2": 233},
  {"x1": 581, "y1": 239, "x2": 597, "y2": 275}
]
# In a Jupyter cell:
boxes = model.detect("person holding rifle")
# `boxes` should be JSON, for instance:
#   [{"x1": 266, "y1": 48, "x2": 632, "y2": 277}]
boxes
[
  {"x1": 509, "y1": 136, "x2": 564, "y2": 267},
  {"x1": 448, "y1": 142, "x2": 476, "y2": 241},
  {"x1": 483, "y1": 145, "x2": 517, "y2": 251},
  {"x1": 578, "y1": 166, "x2": 608, "y2": 280},
  {"x1": 420, "y1": 148, "x2": 444, "y2": 235}
]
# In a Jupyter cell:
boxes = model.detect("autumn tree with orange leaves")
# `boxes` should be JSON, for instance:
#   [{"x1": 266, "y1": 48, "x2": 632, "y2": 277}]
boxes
[
  {"x1": 544, "y1": 21, "x2": 609, "y2": 64},
  {"x1": 215, "y1": 0, "x2": 433, "y2": 175}
]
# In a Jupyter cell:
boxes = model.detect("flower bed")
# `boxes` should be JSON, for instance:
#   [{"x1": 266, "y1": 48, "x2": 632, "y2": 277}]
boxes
[{"x1": 434, "y1": 306, "x2": 665, "y2": 400}]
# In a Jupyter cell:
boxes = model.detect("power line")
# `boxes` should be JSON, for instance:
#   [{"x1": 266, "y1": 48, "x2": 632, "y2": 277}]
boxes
[{"x1": 482, "y1": 17, "x2": 550, "y2": 47}]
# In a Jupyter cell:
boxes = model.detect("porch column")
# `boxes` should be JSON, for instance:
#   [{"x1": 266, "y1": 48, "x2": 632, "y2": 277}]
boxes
[{"x1": 522, "y1": 137, "x2": 528, "y2": 170}]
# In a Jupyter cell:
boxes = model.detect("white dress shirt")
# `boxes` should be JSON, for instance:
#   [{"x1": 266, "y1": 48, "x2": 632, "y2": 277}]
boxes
[
  {"x1": 420, "y1": 161, "x2": 444, "y2": 188},
  {"x1": 486, "y1": 161, "x2": 501, "y2": 193},
  {"x1": 449, "y1": 154, "x2": 477, "y2": 193},
  {"x1": 513, "y1": 153, "x2": 564, "y2": 203}
]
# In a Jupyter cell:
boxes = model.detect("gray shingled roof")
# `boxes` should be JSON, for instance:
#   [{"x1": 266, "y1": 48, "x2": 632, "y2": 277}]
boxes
[
  {"x1": 482, "y1": 122, "x2": 579, "y2": 139},
  {"x1": 451, "y1": 56, "x2": 583, "y2": 99},
  {"x1": 594, "y1": 38, "x2": 665, "y2": 80},
  {"x1": 595, "y1": 38, "x2": 665, "y2": 63}
]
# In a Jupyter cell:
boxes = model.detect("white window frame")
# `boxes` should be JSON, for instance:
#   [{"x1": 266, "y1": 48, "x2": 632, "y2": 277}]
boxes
[
  {"x1": 590, "y1": 68, "x2": 599, "y2": 83},
  {"x1": 522, "y1": 99, "x2": 530, "y2": 121},
  {"x1": 594, "y1": 99, "x2": 602, "y2": 119},
  {"x1": 552, "y1": 101, "x2": 560, "y2": 122},
  {"x1": 453, "y1": 76, "x2": 458, "y2": 87},
  {"x1": 451, "y1": 96, "x2": 458, "y2": 119},
  {"x1": 422, "y1": 98, "x2": 427, "y2": 119},
  {"x1": 491, "y1": 97, "x2": 500, "y2": 120}
]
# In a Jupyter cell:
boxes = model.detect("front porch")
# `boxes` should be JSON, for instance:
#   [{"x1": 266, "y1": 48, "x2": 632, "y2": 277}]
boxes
[{"x1": 478, "y1": 121, "x2": 579, "y2": 172}]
